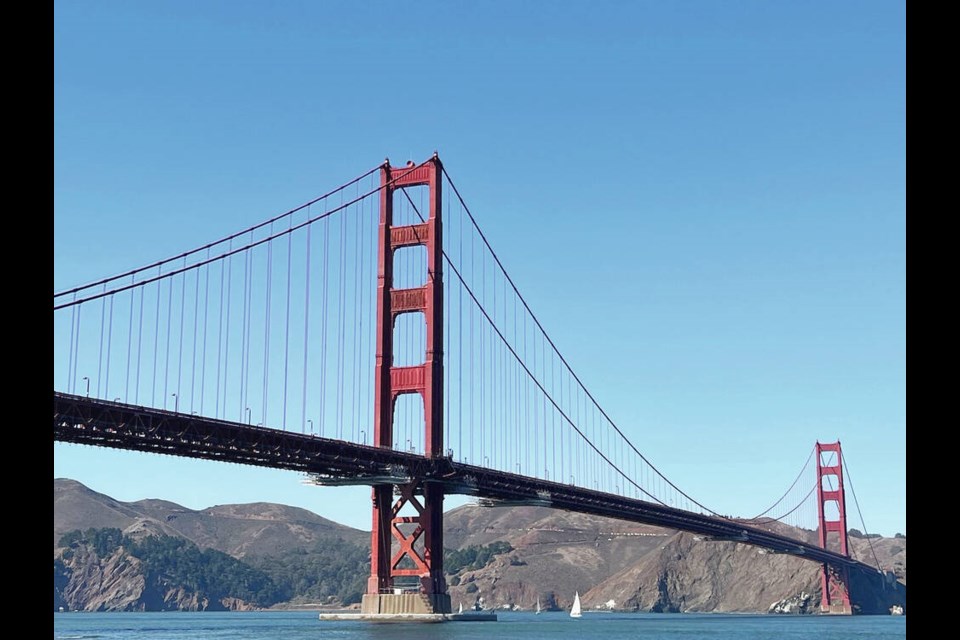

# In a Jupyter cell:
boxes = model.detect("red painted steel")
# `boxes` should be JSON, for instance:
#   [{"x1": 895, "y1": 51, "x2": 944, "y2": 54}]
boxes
[
  {"x1": 390, "y1": 365, "x2": 427, "y2": 393},
  {"x1": 390, "y1": 223, "x2": 430, "y2": 247},
  {"x1": 390, "y1": 287, "x2": 427, "y2": 313},
  {"x1": 816, "y1": 441, "x2": 852, "y2": 613},
  {"x1": 368, "y1": 155, "x2": 446, "y2": 597}
]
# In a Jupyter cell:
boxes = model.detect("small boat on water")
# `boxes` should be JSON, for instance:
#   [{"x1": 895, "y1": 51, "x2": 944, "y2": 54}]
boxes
[
  {"x1": 458, "y1": 602, "x2": 463, "y2": 614},
  {"x1": 536, "y1": 597, "x2": 541, "y2": 615},
  {"x1": 570, "y1": 592, "x2": 582, "y2": 618}
]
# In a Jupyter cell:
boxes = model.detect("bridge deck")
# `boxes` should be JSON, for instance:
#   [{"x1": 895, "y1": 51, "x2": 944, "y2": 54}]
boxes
[{"x1": 54, "y1": 392, "x2": 871, "y2": 572}]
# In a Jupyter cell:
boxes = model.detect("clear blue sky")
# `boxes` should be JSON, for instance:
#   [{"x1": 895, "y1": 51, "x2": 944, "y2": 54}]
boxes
[{"x1": 54, "y1": 1, "x2": 905, "y2": 536}]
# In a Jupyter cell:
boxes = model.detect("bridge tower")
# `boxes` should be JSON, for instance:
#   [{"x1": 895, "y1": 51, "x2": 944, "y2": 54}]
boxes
[
  {"x1": 815, "y1": 440, "x2": 853, "y2": 614},
  {"x1": 362, "y1": 154, "x2": 451, "y2": 615}
]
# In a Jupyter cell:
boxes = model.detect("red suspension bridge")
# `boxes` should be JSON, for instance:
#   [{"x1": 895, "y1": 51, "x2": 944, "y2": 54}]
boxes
[{"x1": 53, "y1": 154, "x2": 889, "y2": 616}]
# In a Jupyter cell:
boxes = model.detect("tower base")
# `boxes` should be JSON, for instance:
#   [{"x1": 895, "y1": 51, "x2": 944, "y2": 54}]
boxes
[
  {"x1": 821, "y1": 603, "x2": 854, "y2": 615},
  {"x1": 360, "y1": 593, "x2": 452, "y2": 615},
  {"x1": 322, "y1": 594, "x2": 495, "y2": 623},
  {"x1": 319, "y1": 611, "x2": 497, "y2": 623}
]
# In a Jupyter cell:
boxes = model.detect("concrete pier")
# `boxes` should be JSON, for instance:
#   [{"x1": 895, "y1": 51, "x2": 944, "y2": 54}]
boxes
[
  {"x1": 360, "y1": 592, "x2": 451, "y2": 615},
  {"x1": 318, "y1": 594, "x2": 496, "y2": 622},
  {"x1": 318, "y1": 611, "x2": 497, "y2": 623},
  {"x1": 320, "y1": 592, "x2": 497, "y2": 623}
]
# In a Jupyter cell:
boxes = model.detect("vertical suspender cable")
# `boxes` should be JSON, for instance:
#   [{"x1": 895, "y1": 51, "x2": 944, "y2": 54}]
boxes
[
  {"x1": 152, "y1": 268, "x2": 161, "y2": 407},
  {"x1": 262, "y1": 233, "x2": 274, "y2": 427},
  {"x1": 200, "y1": 251, "x2": 211, "y2": 415},
  {"x1": 301, "y1": 211, "x2": 313, "y2": 433},
  {"x1": 445, "y1": 215, "x2": 451, "y2": 452},
  {"x1": 73, "y1": 300, "x2": 82, "y2": 394},
  {"x1": 176, "y1": 260, "x2": 186, "y2": 408},
  {"x1": 352, "y1": 187, "x2": 361, "y2": 442},
  {"x1": 464, "y1": 198, "x2": 465, "y2": 458},
  {"x1": 320, "y1": 207, "x2": 330, "y2": 437},
  {"x1": 125, "y1": 277, "x2": 134, "y2": 401},
  {"x1": 491, "y1": 256, "x2": 496, "y2": 466},
  {"x1": 239, "y1": 245, "x2": 250, "y2": 420},
  {"x1": 353, "y1": 186, "x2": 363, "y2": 442},
  {"x1": 67, "y1": 295, "x2": 77, "y2": 392},
  {"x1": 218, "y1": 246, "x2": 232, "y2": 419},
  {"x1": 190, "y1": 261, "x2": 199, "y2": 412},
  {"x1": 523, "y1": 308, "x2": 529, "y2": 476},
  {"x1": 97, "y1": 286, "x2": 106, "y2": 398},
  {"x1": 246, "y1": 241, "x2": 255, "y2": 421},
  {"x1": 135, "y1": 287, "x2": 144, "y2": 404},
  {"x1": 283, "y1": 216, "x2": 293, "y2": 430},
  {"x1": 516, "y1": 292, "x2": 521, "y2": 473},
  {"x1": 163, "y1": 277, "x2": 173, "y2": 408},
  {"x1": 264, "y1": 233, "x2": 274, "y2": 425},
  {"x1": 336, "y1": 194, "x2": 347, "y2": 439},
  {"x1": 104, "y1": 295, "x2": 114, "y2": 399},
  {"x1": 469, "y1": 215, "x2": 474, "y2": 462},
  {"x1": 480, "y1": 245, "x2": 485, "y2": 464}
]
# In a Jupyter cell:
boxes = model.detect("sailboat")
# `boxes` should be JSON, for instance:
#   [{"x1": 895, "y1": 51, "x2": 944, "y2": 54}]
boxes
[
  {"x1": 458, "y1": 601, "x2": 463, "y2": 614},
  {"x1": 570, "y1": 592, "x2": 582, "y2": 618},
  {"x1": 536, "y1": 597, "x2": 541, "y2": 615}
]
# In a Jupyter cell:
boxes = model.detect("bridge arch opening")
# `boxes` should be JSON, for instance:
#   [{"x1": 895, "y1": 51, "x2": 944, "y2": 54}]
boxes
[
  {"x1": 392, "y1": 392, "x2": 426, "y2": 456},
  {"x1": 822, "y1": 499, "x2": 841, "y2": 522},
  {"x1": 392, "y1": 244, "x2": 427, "y2": 290},
  {"x1": 821, "y1": 473, "x2": 840, "y2": 492},
  {"x1": 392, "y1": 312, "x2": 426, "y2": 367},
  {"x1": 392, "y1": 185, "x2": 429, "y2": 227}
]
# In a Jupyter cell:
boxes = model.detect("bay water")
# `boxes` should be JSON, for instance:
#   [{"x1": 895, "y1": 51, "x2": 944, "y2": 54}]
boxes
[{"x1": 54, "y1": 610, "x2": 907, "y2": 639}]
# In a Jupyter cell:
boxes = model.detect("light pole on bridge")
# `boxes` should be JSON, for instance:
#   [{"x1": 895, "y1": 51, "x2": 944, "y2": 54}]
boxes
[
  {"x1": 307, "y1": 419, "x2": 313, "y2": 435},
  {"x1": 171, "y1": 394, "x2": 178, "y2": 414},
  {"x1": 82, "y1": 376, "x2": 89, "y2": 397}
]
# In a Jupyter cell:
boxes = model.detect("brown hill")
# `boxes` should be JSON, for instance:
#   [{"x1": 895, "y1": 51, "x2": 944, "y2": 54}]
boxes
[
  {"x1": 54, "y1": 479, "x2": 182, "y2": 547},
  {"x1": 53, "y1": 479, "x2": 906, "y2": 614},
  {"x1": 53, "y1": 478, "x2": 367, "y2": 559},
  {"x1": 583, "y1": 530, "x2": 821, "y2": 613},
  {"x1": 444, "y1": 504, "x2": 671, "y2": 610},
  {"x1": 442, "y1": 504, "x2": 905, "y2": 614}
]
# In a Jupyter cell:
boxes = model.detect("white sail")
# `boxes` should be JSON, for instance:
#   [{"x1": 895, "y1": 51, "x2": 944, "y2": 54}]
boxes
[
  {"x1": 570, "y1": 592, "x2": 582, "y2": 618},
  {"x1": 536, "y1": 597, "x2": 541, "y2": 615},
  {"x1": 458, "y1": 601, "x2": 463, "y2": 614}
]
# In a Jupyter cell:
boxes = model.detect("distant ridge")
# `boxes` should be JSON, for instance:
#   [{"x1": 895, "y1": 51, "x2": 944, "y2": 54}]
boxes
[
  {"x1": 54, "y1": 478, "x2": 367, "y2": 558},
  {"x1": 54, "y1": 478, "x2": 906, "y2": 614}
]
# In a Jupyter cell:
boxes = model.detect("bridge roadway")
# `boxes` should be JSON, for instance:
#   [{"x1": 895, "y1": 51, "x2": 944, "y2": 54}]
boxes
[{"x1": 53, "y1": 391, "x2": 872, "y2": 574}]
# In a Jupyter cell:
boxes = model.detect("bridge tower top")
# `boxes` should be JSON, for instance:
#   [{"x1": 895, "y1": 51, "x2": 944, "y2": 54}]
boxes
[{"x1": 372, "y1": 154, "x2": 443, "y2": 455}]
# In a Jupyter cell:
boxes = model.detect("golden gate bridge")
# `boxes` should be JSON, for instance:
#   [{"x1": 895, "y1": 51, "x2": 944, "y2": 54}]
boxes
[{"x1": 54, "y1": 154, "x2": 891, "y2": 617}]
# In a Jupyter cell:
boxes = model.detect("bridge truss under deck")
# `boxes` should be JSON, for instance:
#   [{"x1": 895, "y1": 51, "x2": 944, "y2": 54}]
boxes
[{"x1": 54, "y1": 392, "x2": 870, "y2": 574}]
